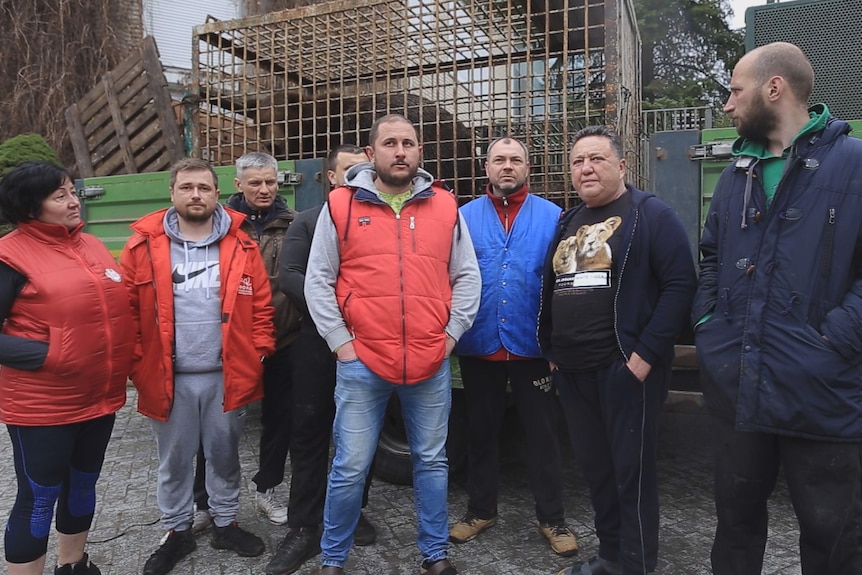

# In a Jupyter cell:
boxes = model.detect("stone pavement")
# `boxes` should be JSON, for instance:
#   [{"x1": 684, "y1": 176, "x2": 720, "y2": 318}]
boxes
[{"x1": 0, "y1": 387, "x2": 803, "y2": 575}]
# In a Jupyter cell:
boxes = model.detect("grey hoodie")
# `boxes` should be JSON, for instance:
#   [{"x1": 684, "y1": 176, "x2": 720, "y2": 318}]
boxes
[
  {"x1": 304, "y1": 163, "x2": 480, "y2": 354},
  {"x1": 163, "y1": 204, "x2": 231, "y2": 373}
]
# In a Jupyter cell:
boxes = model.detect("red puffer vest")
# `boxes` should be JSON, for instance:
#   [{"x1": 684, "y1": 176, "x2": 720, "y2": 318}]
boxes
[
  {"x1": 0, "y1": 220, "x2": 134, "y2": 425},
  {"x1": 328, "y1": 184, "x2": 457, "y2": 384}
]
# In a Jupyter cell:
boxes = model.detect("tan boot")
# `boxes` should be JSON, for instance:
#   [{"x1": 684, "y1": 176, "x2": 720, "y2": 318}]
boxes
[
  {"x1": 448, "y1": 513, "x2": 498, "y2": 543},
  {"x1": 539, "y1": 522, "x2": 579, "y2": 557}
]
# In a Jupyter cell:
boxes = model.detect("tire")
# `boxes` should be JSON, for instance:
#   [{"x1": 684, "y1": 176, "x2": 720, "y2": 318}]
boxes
[{"x1": 373, "y1": 387, "x2": 469, "y2": 486}]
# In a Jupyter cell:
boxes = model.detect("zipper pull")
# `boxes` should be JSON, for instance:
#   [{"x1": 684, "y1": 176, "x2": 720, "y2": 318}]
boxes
[
  {"x1": 828, "y1": 207, "x2": 835, "y2": 224},
  {"x1": 502, "y1": 197, "x2": 509, "y2": 232},
  {"x1": 410, "y1": 216, "x2": 415, "y2": 229}
]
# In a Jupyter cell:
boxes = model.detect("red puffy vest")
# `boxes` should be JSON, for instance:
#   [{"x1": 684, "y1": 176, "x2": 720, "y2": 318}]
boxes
[
  {"x1": 0, "y1": 221, "x2": 134, "y2": 425},
  {"x1": 328, "y1": 185, "x2": 457, "y2": 384}
]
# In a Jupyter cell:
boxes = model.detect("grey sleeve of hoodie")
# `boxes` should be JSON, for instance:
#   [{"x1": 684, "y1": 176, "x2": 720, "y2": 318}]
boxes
[
  {"x1": 304, "y1": 206, "x2": 481, "y2": 351},
  {"x1": 446, "y1": 212, "x2": 480, "y2": 341},
  {"x1": 305, "y1": 205, "x2": 353, "y2": 352}
]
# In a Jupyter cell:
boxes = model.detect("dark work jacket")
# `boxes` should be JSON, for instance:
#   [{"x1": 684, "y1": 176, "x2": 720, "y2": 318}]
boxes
[
  {"x1": 693, "y1": 117, "x2": 862, "y2": 441},
  {"x1": 226, "y1": 193, "x2": 301, "y2": 350},
  {"x1": 278, "y1": 204, "x2": 321, "y2": 331},
  {"x1": 539, "y1": 185, "x2": 696, "y2": 376}
]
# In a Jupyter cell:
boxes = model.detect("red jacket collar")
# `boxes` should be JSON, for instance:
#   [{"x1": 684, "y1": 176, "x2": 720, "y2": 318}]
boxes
[
  {"x1": 17, "y1": 219, "x2": 83, "y2": 244},
  {"x1": 485, "y1": 183, "x2": 528, "y2": 208}
]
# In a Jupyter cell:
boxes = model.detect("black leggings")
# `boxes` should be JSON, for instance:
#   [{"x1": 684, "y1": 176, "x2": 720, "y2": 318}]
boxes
[{"x1": 5, "y1": 414, "x2": 115, "y2": 563}]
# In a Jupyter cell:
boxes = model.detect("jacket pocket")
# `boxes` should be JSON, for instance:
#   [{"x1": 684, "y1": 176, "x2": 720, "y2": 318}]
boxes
[
  {"x1": 40, "y1": 325, "x2": 75, "y2": 377},
  {"x1": 694, "y1": 314, "x2": 743, "y2": 412}
]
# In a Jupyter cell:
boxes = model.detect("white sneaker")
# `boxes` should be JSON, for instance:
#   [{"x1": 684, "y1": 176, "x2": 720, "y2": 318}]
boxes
[
  {"x1": 159, "y1": 505, "x2": 211, "y2": 545},
  {"x1": 192, "y1": 506, "x2": 212, "y2": 533},
  {"x1": 253, "y1": 487, "x2": 288, "y2": 525}
]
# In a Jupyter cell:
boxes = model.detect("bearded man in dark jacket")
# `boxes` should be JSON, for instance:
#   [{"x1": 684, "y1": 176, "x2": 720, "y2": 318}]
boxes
[{"x1": 694, "y1": 42, "x2": 862, "y2": 575}]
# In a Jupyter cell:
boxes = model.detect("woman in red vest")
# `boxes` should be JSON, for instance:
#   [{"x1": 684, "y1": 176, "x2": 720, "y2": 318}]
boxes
[{"x1": 0, "y1": 162, "x2": 134, "y2": 575}]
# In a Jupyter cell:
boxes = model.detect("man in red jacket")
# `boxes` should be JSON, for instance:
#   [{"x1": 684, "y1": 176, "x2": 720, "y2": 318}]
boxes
[{"x1": 121, "y1": 158, "x2": 275, "y2": 575}]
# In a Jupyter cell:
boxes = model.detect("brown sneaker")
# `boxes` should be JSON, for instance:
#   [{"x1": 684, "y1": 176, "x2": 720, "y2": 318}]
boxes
[
  {"x1": 539, "y1": 523, "x2": 579, "y2": 557},
  {"x1": 448, "y1": 513, "x2": 498, "y2": 543}
]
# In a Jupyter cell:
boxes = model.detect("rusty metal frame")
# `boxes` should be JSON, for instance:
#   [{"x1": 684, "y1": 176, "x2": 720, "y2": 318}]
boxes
[{"x1": 192, "y1": 0, "x2": 640, "y2": 205}]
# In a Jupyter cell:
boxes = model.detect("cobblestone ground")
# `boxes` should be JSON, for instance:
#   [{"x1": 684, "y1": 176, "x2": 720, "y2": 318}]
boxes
[{"x1": 0, "y1": 387, "x2": 802, "y2": 575}]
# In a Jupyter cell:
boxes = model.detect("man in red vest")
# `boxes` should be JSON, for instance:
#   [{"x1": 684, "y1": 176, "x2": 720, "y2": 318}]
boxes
[{"x1": 304, "y1": 115, "x2": 481, "y2": 575}]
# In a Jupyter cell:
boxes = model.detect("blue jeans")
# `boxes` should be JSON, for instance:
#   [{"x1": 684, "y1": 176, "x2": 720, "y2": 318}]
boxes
[{"x1": 321, "y1": 357, "x2": 451, "y2": 568}]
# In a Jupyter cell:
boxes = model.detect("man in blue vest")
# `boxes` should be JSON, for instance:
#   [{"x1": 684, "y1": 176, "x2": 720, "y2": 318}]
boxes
[{"x1": 450, "y1": 137, "x2": 578, "y2": 557}]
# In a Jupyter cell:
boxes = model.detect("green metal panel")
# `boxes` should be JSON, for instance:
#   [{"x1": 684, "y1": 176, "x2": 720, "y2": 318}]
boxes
[
  {"x1": 81, "y1": 161, "x2": 300, "y2": 257},
  {"x1": 699, "y1": 127, "x2": 738, "y2": 231}
]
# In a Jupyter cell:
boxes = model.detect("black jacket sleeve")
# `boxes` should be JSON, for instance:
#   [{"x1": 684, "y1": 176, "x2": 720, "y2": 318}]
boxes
[
  {"x1": 0, "y1": 262, "x2": 49, "y2": 369},
  {"x1": 277, "y1": 206, "x2": 321, "y2": 318},
  {"x1": 538, "y1": 216, "x2": 565, "y2": 362}
]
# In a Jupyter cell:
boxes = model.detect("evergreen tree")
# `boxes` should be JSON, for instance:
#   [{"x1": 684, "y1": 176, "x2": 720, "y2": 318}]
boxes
[
  {"x1": 0, "y1": 134, "x2": 62, "y2": 237},
  {"x1": 0, "y1": 134, "x2": 62, "y2": 177}
]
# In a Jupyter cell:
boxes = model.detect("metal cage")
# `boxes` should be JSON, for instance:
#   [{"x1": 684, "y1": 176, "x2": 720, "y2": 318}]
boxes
[{"x1": 192, "y1": 0, "x2": 641, "y2": 206}]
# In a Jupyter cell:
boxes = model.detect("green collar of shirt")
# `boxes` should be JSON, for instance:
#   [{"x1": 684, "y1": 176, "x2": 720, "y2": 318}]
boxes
[{"x1": 379, "y1": 188, "x2": 413, "y2": 215}]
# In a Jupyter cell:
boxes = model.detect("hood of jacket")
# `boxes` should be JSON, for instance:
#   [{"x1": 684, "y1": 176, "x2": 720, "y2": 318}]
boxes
[
  {"x1": 731, "y1": 103, "x2": 832, "y2": 159},
  {"x1": 130, "y1": 205, "x2": 247, "y2": 241},
  {"x1": 162, "y1": 203, "x2": 231, "y2": 247},
  {"x1": 344, "y1": 162, "x2": 436, "y2": 199}
]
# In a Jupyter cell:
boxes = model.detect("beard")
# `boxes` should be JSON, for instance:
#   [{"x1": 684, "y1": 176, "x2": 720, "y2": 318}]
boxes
[
  {"x1": 176, "y1": 203, "x2": 215, "y2": 223},
  {"x1": 376, "y1": 162, "x2": 418, "y2": 189},
  {"x1": 492, "y1": 179, "x2": 525, "y2": 196},
  {"x1": 735, "y1": 94, "x2": 779, "y2": 142}
]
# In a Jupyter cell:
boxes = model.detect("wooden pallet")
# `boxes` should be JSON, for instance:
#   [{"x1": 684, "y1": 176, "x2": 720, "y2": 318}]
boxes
[{"x1": 65, "y1": 36, "x2": 184, "y2": 177}]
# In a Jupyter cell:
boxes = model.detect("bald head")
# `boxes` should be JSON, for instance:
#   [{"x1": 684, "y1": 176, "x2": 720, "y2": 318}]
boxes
[{"x1": 743, "y1": 42, "x2": 814, "y2": 104}]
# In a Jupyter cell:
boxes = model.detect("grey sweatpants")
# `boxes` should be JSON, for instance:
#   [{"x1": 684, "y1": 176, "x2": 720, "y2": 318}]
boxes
[{"x1": 150, "y1": 371, "x2": 243, "y2": 531}]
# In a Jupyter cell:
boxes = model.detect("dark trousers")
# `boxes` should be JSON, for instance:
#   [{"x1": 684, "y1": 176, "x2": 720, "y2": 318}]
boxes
[
  {"x1": 287, "y1": 325, "x2": 373, "y2": 528},
  {"x1": 6, "y1": 414, "x2": 115, "y2": 563},
  {"x1": 252, "y1": 344, "x2": 294, "y2": 491},
  {"x1": 555, "y1": 360, "x2": 665, "y2": 574},
  {"x1": 710, "y1": 415, "x2": 862, "y2": 575},
  {"x1": 458, "y1": 355, "x2": 564, "y2": 524}
]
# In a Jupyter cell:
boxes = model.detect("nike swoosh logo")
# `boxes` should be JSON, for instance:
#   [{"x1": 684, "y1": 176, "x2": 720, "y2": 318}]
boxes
[{"x1": 172, "y1": 263, "x2": 217, "y2": 285}]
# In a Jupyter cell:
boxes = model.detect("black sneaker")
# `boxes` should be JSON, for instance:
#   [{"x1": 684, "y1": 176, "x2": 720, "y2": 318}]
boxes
[
  {"x1": 211, "y1": 521, "x2": 266, "y2": 557},
  {"x1": 264, "y1": 526, "x2": 321, "y2": 575},
  {"x1": 143, "y1": 529, "x2": 196, "y2": 575},
  {"x1": 54, "y1": 552, "x2": 101, "y2": 575},
  {"x1": 353, "y1": 512, "x2": 377, "y2": 546},
  {"x1": 420, "y1": 558, "x2": 460, "y2": 575}
]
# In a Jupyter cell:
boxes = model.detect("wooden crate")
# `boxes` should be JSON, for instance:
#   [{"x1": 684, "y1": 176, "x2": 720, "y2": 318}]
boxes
[{"x1": 65, "y1": 36, "x2": 184, "y2": 177}]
